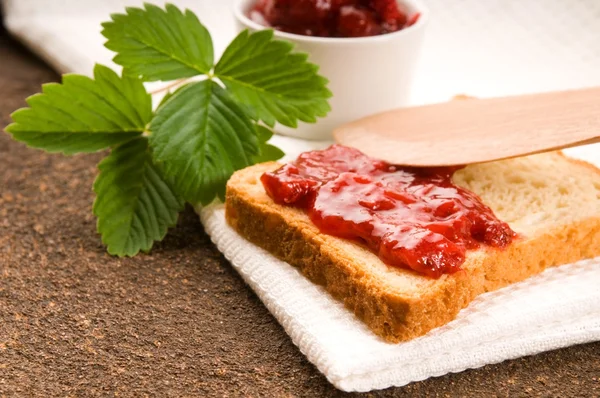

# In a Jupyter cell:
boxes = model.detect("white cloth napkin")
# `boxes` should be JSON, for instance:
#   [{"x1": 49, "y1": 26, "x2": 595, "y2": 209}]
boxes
[{"x1": 4, "y1": 0, "x2": 600, "y2": 392}]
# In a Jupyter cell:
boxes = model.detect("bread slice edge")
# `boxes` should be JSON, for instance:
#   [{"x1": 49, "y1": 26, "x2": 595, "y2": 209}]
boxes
[{"x1": 225, "y1": 160, "x2": 600, "y2": 342}]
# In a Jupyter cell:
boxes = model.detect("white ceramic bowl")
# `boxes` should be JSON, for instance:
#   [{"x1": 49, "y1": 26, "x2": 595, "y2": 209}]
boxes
[{"x1": 233, "y1": 0, "x2": 429, "y2": 141}]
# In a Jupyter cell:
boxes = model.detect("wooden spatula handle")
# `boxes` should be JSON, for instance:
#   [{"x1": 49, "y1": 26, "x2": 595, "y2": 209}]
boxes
[{"x1": 333, "y1": 87, "x2": 600, "y2": 166}]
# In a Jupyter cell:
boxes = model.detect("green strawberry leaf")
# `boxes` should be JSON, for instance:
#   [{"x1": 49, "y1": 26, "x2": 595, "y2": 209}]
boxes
[
  {"x1": 93, "y1": 136, "x2": 184, "y2": 257},
  {"x1": 214, "y1": 29, "x2": 331, "y2": 128},
  {"x1": 6, "y1": 64, "x2": 151, "y2": 155},
  {"x1": 102, "y1": 3, "x2": 214, "y2": 81},
  {"x1": 255, "y1": 124, "x2": 274, "y2": 142},
  {"x1": 253, "y1": 125, "x2": 285, "y2": 163},
  {"x1": 149, "y1": 80, "x2": 259, "y2": 204},
  {"x1": 253, "y1": 143, "x2": 285, "y2": 163},
  {"x1": 2, "y1": 3, "x2": 333, "y2": 259}
]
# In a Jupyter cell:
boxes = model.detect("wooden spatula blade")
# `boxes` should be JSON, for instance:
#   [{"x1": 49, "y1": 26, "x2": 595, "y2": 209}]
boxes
[{"x1": 333, "y1": 87, "x2": 600, "y2": 166}]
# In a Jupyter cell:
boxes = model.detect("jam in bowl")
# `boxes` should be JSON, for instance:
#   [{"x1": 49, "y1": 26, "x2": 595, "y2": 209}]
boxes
[{"x1": 249, "y1": 0, "x2": 420, "y2": 38}]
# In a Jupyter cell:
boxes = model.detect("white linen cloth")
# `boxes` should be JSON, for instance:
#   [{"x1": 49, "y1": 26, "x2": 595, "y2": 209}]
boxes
[{"x1": 3, "y1": 0, "x2": 600, "y2": 391}]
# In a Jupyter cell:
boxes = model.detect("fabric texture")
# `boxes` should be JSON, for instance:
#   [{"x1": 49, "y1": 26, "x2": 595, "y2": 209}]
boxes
[{"x1": 3, "y1": 0, "x2": 600, "y2": 391}]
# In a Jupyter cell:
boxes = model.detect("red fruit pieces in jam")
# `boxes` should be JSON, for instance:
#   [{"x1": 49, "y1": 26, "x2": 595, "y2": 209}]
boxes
[
  {"x1": 260, "y1": 145, "x2": 516, "y2": 279},
  {"x1": 250, "y1": 0, "x2": 418, "y2": 38},
  {"x1": 252, "y1": 0, "x2": 331, "y2": 36},
  {"x1": 370, "y1": 0, "x2": 407, "y2": 31},
  {"x1": 337, "y1": 6, "x2": 382, "y2": 37}
]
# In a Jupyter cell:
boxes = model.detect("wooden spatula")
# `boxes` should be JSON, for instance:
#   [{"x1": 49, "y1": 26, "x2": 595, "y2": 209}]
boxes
[{"x1": 333, "y1": 87, "x2": 600, "y2": 166}]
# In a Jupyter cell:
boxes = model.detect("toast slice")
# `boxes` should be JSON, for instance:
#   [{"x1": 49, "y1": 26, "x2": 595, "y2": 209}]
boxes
[{"x1": 225, "y1": 152, "x2": 600, "y2": 342}]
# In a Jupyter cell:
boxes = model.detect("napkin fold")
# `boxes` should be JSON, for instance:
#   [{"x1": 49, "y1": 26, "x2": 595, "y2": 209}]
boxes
[{"x1": 4, "y1": 0, "x2": 600, "y2": 391}]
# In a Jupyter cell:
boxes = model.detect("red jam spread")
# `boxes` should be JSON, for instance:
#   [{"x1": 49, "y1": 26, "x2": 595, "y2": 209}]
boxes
[
  {"x1": 250, "y1": 0, "x2": 420, "y2": 38},
  {"x1": 261, "y1": 145, "x2": 516, "y2": 278}
]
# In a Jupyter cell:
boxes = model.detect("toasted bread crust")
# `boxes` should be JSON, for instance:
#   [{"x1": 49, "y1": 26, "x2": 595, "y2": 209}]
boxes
[{"x1": 225, "y1": 161, "x2": 600, "y2": 342}]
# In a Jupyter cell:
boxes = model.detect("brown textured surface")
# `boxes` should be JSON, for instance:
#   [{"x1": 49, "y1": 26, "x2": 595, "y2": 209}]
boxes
[{"x1": 1, "y1": 29, "x2": 599, "y2": 397}]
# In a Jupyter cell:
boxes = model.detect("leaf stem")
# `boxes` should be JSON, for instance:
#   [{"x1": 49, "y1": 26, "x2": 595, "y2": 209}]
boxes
[{"x1": 150, "y1": 78, "x2": 193, "y2": 95}]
